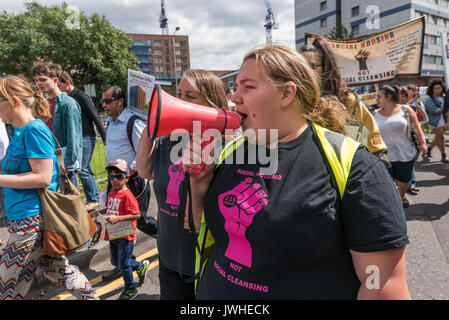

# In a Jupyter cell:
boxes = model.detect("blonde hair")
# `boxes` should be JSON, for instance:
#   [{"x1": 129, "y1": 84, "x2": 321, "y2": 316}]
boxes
[
  {"x1": 0, "y1": 75, "x2": 51, "y2": 121},
  {"x1": 182, "y1": 69, "x2": 228, "y2": 110},
  {"x1": 243, "y1": 44, "x2": 350, "y2": 134}
]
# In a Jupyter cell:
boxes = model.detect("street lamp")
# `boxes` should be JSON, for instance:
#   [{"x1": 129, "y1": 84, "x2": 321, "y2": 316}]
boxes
[{"x1": 173, "y1": 26, "x2": 180, "y2": 93}]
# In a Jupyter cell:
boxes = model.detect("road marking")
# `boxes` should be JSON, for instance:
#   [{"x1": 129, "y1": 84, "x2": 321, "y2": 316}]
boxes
[{"x1": 50, "y1": 247, "x2": 159, "y2": 300}]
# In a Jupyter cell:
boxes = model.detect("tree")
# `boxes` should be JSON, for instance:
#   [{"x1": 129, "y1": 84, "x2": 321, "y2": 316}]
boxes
[
  {"x1": 0, "y1": 1, "x2": 139, "y2": 99},
  {"x1": 327, "y1": 23, "x2": 353, "y2": 40}
]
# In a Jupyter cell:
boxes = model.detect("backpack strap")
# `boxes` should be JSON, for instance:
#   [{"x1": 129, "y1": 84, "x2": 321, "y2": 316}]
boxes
[{"x1": 127, "y1": 115, "x2": 143, "y2": 150}]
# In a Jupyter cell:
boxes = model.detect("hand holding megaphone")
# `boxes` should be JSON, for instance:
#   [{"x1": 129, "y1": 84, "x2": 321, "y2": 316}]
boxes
[{"x1": 182, "y1": 134, "x2": 217, "y2": 177}]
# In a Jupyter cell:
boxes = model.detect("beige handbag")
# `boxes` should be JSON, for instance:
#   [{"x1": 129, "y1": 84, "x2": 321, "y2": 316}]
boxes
[{"x1": 36, "y1": 132, "x2": 96, "y2": 256}]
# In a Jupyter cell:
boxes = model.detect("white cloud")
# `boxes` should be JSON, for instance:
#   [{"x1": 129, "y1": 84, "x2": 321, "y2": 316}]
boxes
[{"x1": 0, "y1": 0, "x2": 295, "y2": 70}]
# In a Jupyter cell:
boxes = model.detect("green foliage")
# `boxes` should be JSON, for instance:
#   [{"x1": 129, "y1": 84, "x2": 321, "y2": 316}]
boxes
[
  {"x1": 327, "y1": 23, "x2": 353, "y2": 40},
  {"x1": 0, "y1": 1, "x2": 139, "y2": 98}
]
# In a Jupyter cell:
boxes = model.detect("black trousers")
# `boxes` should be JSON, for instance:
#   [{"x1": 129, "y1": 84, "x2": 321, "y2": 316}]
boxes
[{"x1": 158, "y1": 259, "x2": 195, "y2": 300}]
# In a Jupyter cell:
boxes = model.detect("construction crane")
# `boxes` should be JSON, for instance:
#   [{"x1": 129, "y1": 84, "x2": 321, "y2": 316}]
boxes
[
  {"x1": 264, "y1": 0, "x2": 279, "y2": 44},
  {"x1": 159, "y1": 0, "x2": 168, "y2": 35}
]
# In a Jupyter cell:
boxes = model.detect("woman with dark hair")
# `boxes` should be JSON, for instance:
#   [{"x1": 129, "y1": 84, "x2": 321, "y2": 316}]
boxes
[
  {"x1": 374, "y1": 85, "x2": 427, "y2": 208},
  {"x1": 425, "y1": 79, "x2": 448, "y2": 162},
  {"x1": 300, "y1": 37, "x2": 389, "y2": 163}
]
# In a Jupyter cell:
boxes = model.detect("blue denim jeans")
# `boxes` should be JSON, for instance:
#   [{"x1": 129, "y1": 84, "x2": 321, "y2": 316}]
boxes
[
  {"x1": 109, "y1": 238, "x2": 141, "y2": 291},
  {"x1": 78, "y1": 136, "x2": 100, "y2": 203}
]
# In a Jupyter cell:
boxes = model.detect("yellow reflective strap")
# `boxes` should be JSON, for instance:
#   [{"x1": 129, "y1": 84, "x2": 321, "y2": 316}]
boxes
[
  {"x1": 217, "y1": 136, "x2": 245, "y2": 167},
  {"x1": 313, "y1": 124, "x2": 346, "y2": 198},
  {"x1": 339, "y1": 136, "x2": 360, "y2": 195}
]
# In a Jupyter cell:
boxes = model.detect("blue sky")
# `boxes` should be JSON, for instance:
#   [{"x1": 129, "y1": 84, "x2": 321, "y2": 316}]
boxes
[{"x1": 1, "y1": 0, "x2": 295, "y2": 70}]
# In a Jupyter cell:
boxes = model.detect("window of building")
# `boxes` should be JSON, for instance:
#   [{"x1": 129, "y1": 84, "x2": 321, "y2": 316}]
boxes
[
  {"x1": 164, "y1": 40, "x2": 169, "y2": 47},
  {"x1": 320, "y1": 18, "x2": 327, "y2": 28},
  {"x1": 320, "y1": 1, "x2": 327, "y2": 11},
  {"x1": 154, "y1": 41, "x2": 161, "y2": 47},
  {"x1": 351, "y1": 6, "x2": 360, "y2": 17},
  {"x1": 424, "y1": 54, "x2": 443, "y2": 65},
  {"x1": 153, "y1": 50, "x2": 162, "y2": 56},
  {"x1": 352, "y1": 24, "x2": 360, "y2": 36},
  {"x1": 180, "y1": 41, "x2": 186, "y2": 47}
]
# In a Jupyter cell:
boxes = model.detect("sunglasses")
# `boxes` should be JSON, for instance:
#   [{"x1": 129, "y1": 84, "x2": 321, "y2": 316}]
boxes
[
  {"x1": 108, "y1": 174, "x2": 127, "y2": 181},
  {"x1": 101, "y1": 98, "x2": 118, "y2": 104}
]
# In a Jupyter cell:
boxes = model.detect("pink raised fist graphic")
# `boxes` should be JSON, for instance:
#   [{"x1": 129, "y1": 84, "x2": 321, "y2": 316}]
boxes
[
  {"x1": 166, "y1": 160, "x2": 186, "y2": 206},
  {"x1": 218, "y1": 177, "x2": 268, "y2": 267}
]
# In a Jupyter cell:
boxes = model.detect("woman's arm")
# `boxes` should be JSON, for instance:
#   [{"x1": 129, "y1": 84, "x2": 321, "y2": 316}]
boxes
[
  {"x1": 0, "y1": 158, "x2": 53, "y2": 189},
  {"x1": 136, "y1": 127, "x2": 155, "y2": 180},
  {"x1": 407, "y1": 106, "x2": 428, "y2": 157},
  {"x1": 351, "y1": 247, "x2": 410, "y2": 300},
  {"x1": 182, "y1": 137, "x2": 216, "y2": 232},
  {"x1": 106, "y1": 213, "x2": 140, "y2": 224}
]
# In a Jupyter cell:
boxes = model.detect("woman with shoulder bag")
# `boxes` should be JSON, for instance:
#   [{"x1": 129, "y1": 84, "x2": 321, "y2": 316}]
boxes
[
  {"x1": 424, "y1": 79, "x2": 448, "y2": 163},
  {"x1": 0, "y1": 76, "x2": 99, "y2": 300},
  {"x1": 374, "y1": 85, "x2": 427, "y2": 208}
]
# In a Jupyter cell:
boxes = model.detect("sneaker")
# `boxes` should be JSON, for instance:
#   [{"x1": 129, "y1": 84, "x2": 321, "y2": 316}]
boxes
[
  {"x1": 442, "y1": 154, "x2": 449, "y2": 163},
  {"x1": 118, "y1": 289, "x2": 138, "y2": 300},
  {"x1": 426, "y1": 148, "x2": 432, "y2": 158},
  {"x1": 87, "y1": 222, "x2": 102, "y2": 249},
  {"x1": 137, "y1": 260, "x2": 150, "y2": 285}
]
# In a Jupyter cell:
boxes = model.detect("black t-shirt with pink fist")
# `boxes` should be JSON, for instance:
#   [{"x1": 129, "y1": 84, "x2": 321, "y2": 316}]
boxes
[
  {"x1": 197, "y1": 126, "x2": 409, "y2": 299},
  {"x1": 153, "y1": 135, "x2": 197, "y2": 275}
]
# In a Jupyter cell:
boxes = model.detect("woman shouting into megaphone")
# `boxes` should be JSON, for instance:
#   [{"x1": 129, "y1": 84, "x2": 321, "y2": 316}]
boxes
[
  {"x1": 136, "y1": 70, "x2": 229, "y2": 300},
  {"x1": 182, "y1": 45, "x2": 411, "y2": 300}
]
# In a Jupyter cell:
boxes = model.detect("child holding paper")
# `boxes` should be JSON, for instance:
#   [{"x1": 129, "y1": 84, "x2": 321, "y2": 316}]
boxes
[{"x1": 104, "y1": 159, "x2": 149, "y2": 300}]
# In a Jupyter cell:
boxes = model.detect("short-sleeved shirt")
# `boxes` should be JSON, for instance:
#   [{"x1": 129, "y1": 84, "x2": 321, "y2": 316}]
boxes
[
  {"x1": 153, "y1": 135, "x2": 197, "y2": 275},
  {"x1": 106, "y1": 108, "x2": 145, "y2": 171},
  {"x1": 1, "y1": 120, "x2": 59, "y2": 221},
  {"x1": 196, "y1": 125, "x2": 409, "y2": 300},
  {"x1": 104, "y1": 188, "x2": 140, "y2": 241}
]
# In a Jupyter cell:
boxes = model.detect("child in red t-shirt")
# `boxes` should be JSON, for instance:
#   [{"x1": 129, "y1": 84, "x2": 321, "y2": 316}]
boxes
[{"x1": 104, "y1": 159, "x2": 149, "y2": 300}]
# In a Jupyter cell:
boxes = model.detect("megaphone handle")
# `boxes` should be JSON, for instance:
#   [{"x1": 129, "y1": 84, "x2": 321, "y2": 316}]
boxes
[{"x1": 188, "y1": 138, "x2": 214, "y2": 175}]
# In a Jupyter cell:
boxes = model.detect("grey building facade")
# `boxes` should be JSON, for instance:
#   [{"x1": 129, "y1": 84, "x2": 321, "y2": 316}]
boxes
[{"x1": 295, "y1": 0, "x2": 449, "y2": 84}]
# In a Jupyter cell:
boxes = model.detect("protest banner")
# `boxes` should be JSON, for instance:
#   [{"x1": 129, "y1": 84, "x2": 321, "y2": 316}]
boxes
[
  {"x1": 127, "y1": 69, "x2": 155, "y2": 118},
  {"x1": 305, "y1": 17, "x2": 425, "y2": 86}
]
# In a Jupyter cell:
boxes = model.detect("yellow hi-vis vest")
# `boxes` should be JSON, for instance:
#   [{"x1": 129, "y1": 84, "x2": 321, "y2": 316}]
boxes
[{"x1": 194, "y1": 123, "x2": 362, "y2": 292}]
